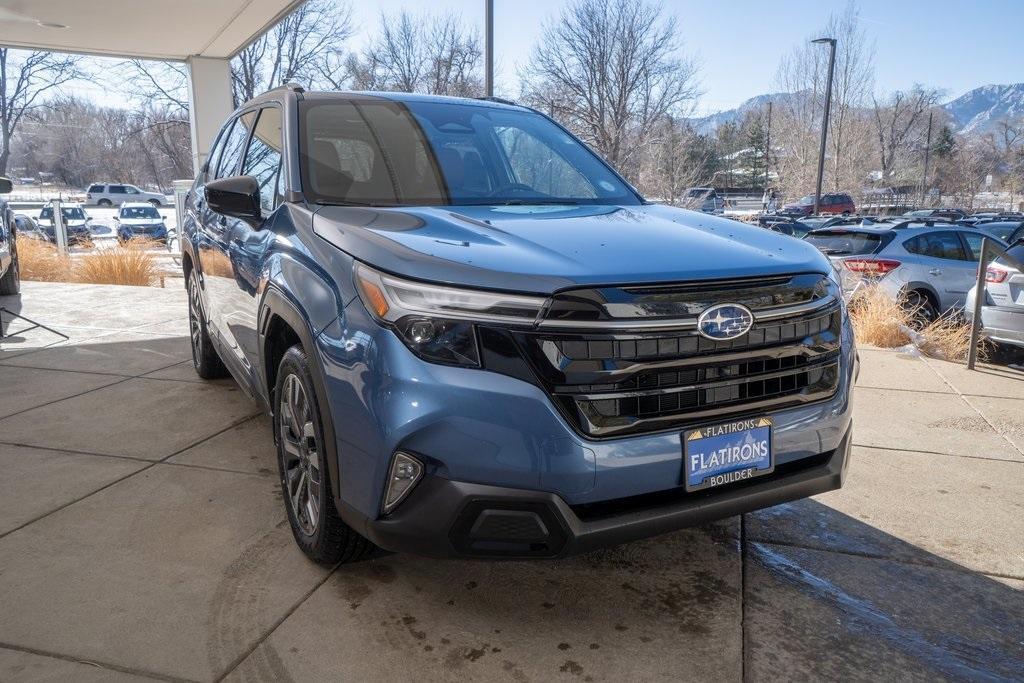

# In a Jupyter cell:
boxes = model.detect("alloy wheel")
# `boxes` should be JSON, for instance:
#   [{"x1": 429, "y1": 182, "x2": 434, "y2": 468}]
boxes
[
  {"x1": 188, "y1": 272, "x2": 203, "y2": 364},
  {"x1": 280, "y1": 373, "x2": 322, "y2": 536}
]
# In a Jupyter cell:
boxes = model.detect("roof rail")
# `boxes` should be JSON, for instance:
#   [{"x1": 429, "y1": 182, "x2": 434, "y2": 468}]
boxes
[
  {"x1": 475, "y1": 95, "x2": 519, "y2": 106},
  {"x1": 267, "y1": 82, "x2": 305, "y2": 94}
]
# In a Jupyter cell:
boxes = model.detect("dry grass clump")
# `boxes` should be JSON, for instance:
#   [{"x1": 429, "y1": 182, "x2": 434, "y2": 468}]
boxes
[
  {"x1": 19, "y1": 238, "x2": 159, "y2": 287},
  {"x1": 16, "y1": 237, "x2": 73, "y2": 282},
  {"x1": 848, "y1": 285, "x2": 912, "y2": 347},
  {"x1": 849, "y1": 284, "x2": 985, "y2": 362}
]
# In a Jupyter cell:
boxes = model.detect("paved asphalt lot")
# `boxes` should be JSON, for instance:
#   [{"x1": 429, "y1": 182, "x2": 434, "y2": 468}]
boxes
[{"x1": 1, "y1": 281, "x2": 1022, "y2": 682}]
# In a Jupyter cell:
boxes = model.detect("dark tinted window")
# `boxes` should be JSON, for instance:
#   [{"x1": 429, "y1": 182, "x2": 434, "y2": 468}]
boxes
[
  {"x1": 241, "y1": 107, "x2": 283, "y2": 212},
  {"x1": 904, "y1": 231, "x2": 966, "y2": 260},
  {"x1": 804, "y1": 230, "x2": 885, "y2": 255},
  {"x1": 216, "y1": 111, "x2": 257, "y2": 179},
  {"x1": 960, "y1": 232, "x2": 988, "y2": 261},
  {"x1": 298, "y1": 99, "x2": 637, "y2": 206},
  {"x1": 994, "y1": 243, "x2": 1024, "y2": 269},
  {"x1": 109, "y1": 185, "x2": 126, "y2": 194},
  {"x1": 977, "y1": 221, "x2": 1022, "y2": 243},
  {"x1": 88, "y1": 184, "x2": 104, "y2": 193}
]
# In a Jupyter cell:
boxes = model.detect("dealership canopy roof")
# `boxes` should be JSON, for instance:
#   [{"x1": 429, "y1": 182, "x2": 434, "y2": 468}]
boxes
[
  {"x1": 0, "y1": 0, "x2": 305, "y2": 60},
  {"x1": 0, "y1": 0, "x2": 307, "y2": 172}
]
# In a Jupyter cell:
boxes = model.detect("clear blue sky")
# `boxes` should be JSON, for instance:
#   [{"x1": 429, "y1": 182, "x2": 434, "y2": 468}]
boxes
[
  {"x1": 73, "y1": 0, "x2": 1024, "y2": 114},
  {"x1": 351, "y1": 0, "x2": 1024, "y2": 113}
]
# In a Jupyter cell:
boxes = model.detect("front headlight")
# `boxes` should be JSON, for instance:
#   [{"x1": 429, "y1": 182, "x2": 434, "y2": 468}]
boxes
[{"x1": 354, "y1": 263, "x2": 546, "y2": 367}]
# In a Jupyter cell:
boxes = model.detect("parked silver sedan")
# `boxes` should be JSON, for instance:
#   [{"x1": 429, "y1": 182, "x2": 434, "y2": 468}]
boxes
[{"x1": 966, "y1": 240, "x2": 1024, "y2": 350}]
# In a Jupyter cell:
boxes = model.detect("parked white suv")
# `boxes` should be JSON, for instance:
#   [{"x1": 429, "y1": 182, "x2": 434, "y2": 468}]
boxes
[{"x1": 85, "y1": 183, "x2": 166, "y2": 207}]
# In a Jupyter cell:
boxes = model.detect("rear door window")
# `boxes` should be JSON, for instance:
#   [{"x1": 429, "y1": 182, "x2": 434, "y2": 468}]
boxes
[
  {"x1": 804, "y1": 230, "x2": 886, "y2": 255},
  {"x1": 904, "y1": 232, "x2": 967, "y2": 260}
]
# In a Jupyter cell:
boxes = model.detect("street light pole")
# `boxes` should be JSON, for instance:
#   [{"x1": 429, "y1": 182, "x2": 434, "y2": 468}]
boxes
[
  {"x1": 920, "y1": 111, "x2": 933, "y2": 208},
  {"x1": 812, "y1": 37, "x2": 837, "y2": 216},
  {"x1": 484, "y1": 0, "x2": 494, "y2": 97}
]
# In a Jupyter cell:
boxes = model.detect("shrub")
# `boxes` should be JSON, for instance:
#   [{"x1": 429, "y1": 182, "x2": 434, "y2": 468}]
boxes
[
  {"x1": 18, "y1": 238, "x2": 159, "y2": 287},
  {"x1": 16, "y1": 237, "x2": 73, "y2": 282},
  {"x1": 848, "y1": 284, "x2": 984, "y2": 362},
  {"x1": 74, "y1": 241, "x2": 159, "y2": 287}
]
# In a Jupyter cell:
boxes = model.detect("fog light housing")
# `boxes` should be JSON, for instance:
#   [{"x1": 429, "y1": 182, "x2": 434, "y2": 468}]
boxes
[{"x1": 382, "y1": 452, "x2": 423, "y2": 514}]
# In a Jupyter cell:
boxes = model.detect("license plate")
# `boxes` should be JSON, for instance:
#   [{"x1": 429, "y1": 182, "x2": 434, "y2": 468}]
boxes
[{"x1": 683, "y1": 417, "x2": 773, "y2": 492}]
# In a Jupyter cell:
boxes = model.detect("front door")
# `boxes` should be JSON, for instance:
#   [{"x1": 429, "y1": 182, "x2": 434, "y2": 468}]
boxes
[{"x1": 219, "y1": 106, "x2": 284, "y2": 376}]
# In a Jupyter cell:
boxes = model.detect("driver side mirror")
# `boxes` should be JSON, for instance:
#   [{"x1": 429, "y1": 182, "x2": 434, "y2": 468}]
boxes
[
  {"x1": 205, "y1": 176, "x2": 261, "y2": 224},
  {"x1": 0, "y1": 177, "x2": 12, "y2": 194}
]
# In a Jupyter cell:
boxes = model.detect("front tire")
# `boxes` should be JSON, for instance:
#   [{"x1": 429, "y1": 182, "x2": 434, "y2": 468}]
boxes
[
  {"x1": 149, "y1": 199, "x2": 161, "y2": 207},
  {"x1": 187, "y1": 270, "x2": 228, "y2": 379},
  {"x1": 274, "y1": 345, "x2": 379, "y2": 565}
]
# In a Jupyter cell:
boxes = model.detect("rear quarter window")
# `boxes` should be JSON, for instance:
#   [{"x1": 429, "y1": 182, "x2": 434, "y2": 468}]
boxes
[{"x1": 995, "y1": 243, "x2": 1024, "y2": 269}]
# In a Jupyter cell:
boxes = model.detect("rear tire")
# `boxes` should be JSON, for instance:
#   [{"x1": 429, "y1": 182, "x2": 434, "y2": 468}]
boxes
[
  {"x1": 187, "y1": 270, "x2": 228, "y2": 379},
  {"x1": 274, "y1": 345, "x2": 379, "y2": 565},
  {"x1": 0, "y1": 239, "x2": 19, "y2": 295},
  {"x1": 98, "y1": 199, "x2": 112, "y2": 207},
  {"x1": 903, "y1": 289, "x2": 939, "y2": 328}
]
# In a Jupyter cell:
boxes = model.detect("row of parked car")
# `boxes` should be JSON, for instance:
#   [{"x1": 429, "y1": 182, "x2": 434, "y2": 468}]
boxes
[
  {"x1": 756, "y1": 210, "x2": 1024, "y2": 354},
  {"x1": 14, "y1": 202, "x2": 171, "y2": 246}
]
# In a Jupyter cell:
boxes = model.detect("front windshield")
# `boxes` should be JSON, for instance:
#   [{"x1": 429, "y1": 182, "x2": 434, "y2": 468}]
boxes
[
  {"x1": 40, "y1": 207, "x2": 86, "y2": 221},
  {"x1": 120, "y1": 206, "x2": 160, "y2": 219},
  {"x1": 299, "y1": 99, "x2": 639, "y2": 207}
]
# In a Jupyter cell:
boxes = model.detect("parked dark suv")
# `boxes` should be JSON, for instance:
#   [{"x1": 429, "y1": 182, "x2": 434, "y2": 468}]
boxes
[{"x1": 184, "y1": 85, "x2": 856, "y2": 563}]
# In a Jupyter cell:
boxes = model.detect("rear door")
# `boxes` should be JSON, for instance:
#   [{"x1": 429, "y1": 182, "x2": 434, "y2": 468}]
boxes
[{"x1": 904, "y1": 231, "x2": 972, "y2": 310}]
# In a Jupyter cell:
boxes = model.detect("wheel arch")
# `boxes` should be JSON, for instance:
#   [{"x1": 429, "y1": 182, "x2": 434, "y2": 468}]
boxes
[
  {"x1": 900, "y1": 281, "x2": 940, "y2": 307},
  {"x1": 259, "y1": 285, "x2": 343, "y2": 502}
]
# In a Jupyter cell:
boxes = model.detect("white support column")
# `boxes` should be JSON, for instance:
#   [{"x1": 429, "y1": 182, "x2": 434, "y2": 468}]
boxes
[{"x1": 186, "y1": 56, "x2": 234, "y2": 175}]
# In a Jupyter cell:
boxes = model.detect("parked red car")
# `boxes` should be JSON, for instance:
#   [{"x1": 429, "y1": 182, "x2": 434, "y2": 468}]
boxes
[{"x1": 780, "y1": 193, "x2": 856, "y2": 217}]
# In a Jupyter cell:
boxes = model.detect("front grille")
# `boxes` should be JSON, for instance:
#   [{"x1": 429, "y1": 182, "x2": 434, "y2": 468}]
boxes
[{"x1": 515, "y1": 305, "x2": 842, "y2": 438}]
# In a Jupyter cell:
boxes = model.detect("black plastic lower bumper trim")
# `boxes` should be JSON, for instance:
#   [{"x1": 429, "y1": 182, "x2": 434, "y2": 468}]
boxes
[{"x1": 344, "y1": 424, "x2": 852, "y2": 559}]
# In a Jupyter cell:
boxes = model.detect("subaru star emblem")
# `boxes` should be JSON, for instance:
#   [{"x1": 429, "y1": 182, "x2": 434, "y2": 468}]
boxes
[{"x1": 697, "y1": 304, "x2": 754, "y2": 341}]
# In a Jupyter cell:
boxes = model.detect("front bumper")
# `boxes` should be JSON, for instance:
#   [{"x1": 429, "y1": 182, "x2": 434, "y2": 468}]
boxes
[
  {"x1": 352, "y1": 424, "x2": 852, "y2": 558},
  {"x1": 318, "y1": 294, "x2": 856, "y2": 558}
]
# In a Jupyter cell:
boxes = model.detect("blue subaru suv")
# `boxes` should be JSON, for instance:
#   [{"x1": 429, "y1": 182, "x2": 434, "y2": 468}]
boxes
[{"x1": 183, "y1": 85, "x2": 855, "y2": 563}]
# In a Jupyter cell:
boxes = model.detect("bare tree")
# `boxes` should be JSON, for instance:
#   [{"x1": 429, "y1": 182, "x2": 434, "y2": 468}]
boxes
[
  {"x1": 0, "y1": 48, "x2": 84, "y2": 175},
  {"x1": 638, "y1": 115, "x2": 710, "y2": 204},
  {"x1": 521, "y1": 0, "x2": 700, "y2": 180},
  {"x1": 772, "y1": 2, "x2": 875, "y2": 198},
  {"x1": 871, "y1": 85, "x2": 942, "y2": 183},
  {"x1": 346, "y1": 10, "x2": 483, "y2": 97},
  {"x1": 233, "y1": 0, "x2": 354, "y2": 104}
]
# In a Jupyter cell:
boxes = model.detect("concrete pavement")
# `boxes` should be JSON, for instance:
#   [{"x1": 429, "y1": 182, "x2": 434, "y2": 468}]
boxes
[{"x1": 1, "y1": 282, "x2": 1022, "y2": 682}]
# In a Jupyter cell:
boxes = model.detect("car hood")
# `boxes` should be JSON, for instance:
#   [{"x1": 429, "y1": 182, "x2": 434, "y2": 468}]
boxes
[{"x1": 313, "y1": 203, "x2": 831, "y2": 294}]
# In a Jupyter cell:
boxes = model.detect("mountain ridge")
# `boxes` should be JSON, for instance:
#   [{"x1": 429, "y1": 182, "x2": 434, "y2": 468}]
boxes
[{"x1": 689, "y1": 83, "x2": 1024, "y2": 135}]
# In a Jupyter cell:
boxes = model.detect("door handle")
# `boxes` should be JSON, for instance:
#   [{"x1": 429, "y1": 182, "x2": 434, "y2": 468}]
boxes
[
  {"x1": 928, "y1": 268, "x2": 942, "y2": 276},
  {"x1": 218, "y1": 216, "x2": 227, "y2": 227}
]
